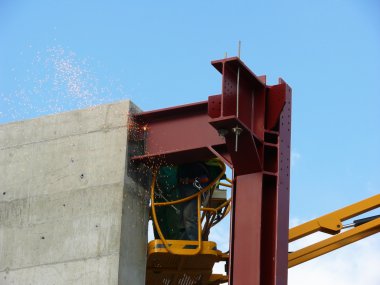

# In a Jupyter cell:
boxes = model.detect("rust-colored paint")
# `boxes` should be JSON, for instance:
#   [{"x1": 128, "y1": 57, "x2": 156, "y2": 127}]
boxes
[{"x1": 131, "y1": 57, "x2": 291, "y2": 285}]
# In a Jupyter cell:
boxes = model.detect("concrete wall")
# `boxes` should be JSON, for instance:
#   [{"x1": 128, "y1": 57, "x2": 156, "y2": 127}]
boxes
[{"x1": 0, "y1": 100, "x2": 149, "y2": 285}]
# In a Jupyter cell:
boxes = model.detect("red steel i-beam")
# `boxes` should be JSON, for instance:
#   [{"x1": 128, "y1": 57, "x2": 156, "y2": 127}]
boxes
[{"x1": 130, "y1": 57, "x2": 292, "y2": 285}]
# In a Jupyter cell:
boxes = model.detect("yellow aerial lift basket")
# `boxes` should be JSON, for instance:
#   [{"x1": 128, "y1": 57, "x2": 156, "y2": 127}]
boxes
[
  {"x1": 146, "y1": 240, "x2": 228, "y2": 285},
  {"x1": 146, "y1": 161, "x2": 231, "y2": 285}
]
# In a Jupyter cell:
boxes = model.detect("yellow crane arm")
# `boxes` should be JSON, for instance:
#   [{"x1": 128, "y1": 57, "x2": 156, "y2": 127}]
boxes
[{"x1": 288, "y1": 194, "x2": 380, "y2": 268}]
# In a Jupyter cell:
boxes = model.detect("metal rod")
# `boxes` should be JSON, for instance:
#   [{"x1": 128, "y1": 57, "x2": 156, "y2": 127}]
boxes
[
  {"x1": 235, "y1": 129, "x2": 239, "y2": 152},
  {"x1": 342, "y1": 223, "x2": 355, "y2": 229},
  {"x1": 236, "y1": 67, "x2": 240, "y2": 118},
  {"x1": 155, "y1": 185, "x2": 180, "y2": 214},
  {"x1": 232, "y1": 125, "x2": 242, "y2": 152},
  {"x1": 235, "y1": 43, "x2": 241, "y2": 150},
  {"x1": 342, "y1": 215, "x2": 380, "y2": 229}
]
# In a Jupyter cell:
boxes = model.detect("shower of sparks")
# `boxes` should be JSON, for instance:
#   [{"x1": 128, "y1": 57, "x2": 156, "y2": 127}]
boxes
[{"x1": 0, "y1": 46, "x2": 127, "y2": 123}]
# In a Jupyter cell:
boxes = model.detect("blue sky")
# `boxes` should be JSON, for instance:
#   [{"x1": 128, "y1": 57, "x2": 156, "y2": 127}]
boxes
[{"x1": 1, "y1": 1, "x2": 379, "y2": 283}]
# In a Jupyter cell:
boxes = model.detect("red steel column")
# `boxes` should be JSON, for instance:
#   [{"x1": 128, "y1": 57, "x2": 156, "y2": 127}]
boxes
[
  {"x1": 260, "y1": 82, "x2": 292, "y2": 285},
  {"x1": 230, "y1": 173, "x2": 263, "y2": 284},
  {"x1": 209, "y1": 58, "x2": 291, "y2": 285}
]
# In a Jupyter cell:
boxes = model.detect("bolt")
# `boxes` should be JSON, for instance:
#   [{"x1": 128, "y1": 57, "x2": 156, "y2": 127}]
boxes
[{"x1": 232, "y1": 126, "x2": 243, "y2": 152}]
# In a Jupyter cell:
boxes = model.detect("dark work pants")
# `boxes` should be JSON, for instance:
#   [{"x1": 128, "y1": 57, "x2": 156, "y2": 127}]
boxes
[{"x1": 179, "y1": 184, "x2": 198, "y2": 241}]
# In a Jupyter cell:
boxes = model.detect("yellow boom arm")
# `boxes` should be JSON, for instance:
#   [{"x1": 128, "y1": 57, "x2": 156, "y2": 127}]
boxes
[{"x1": 288, "y1": 194, "x2": 380, "y2": 268}]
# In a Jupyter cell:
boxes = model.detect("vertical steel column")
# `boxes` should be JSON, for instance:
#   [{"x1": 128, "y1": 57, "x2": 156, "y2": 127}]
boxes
[
  {"x1": 260, "y1": 82, "x2": 292, "y2": 285},
  {"x1": 230, "y1": 173, "x2": 263, "y2": 284},
  {"x1": 209, "y1": 58, "x2": 291, "y2": 285}
]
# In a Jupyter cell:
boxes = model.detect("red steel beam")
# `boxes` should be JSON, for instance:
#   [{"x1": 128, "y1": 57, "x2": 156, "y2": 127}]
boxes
[
  {"x1": 131, "y1": 57, "x2": 292, "y2": 285},
  {"x1": 131, "y1": 100, "x2": 231, "y2": 166}
]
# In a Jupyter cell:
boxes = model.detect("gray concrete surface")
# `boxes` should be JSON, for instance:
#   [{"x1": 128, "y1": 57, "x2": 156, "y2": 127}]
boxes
[{"x1": 0, "y1": 100, "x2": 149, "y2": 285}]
